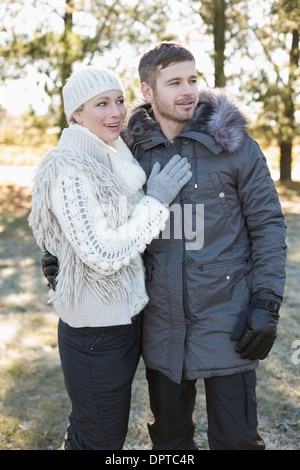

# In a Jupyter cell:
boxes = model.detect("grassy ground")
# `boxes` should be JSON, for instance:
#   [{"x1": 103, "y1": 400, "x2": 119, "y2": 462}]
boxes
[{"x1": 0, "y1": 163, "x2": 299, "y2": 450}]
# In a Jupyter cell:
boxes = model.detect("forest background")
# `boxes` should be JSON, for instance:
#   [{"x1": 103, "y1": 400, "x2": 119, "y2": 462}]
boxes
[{"x1": 0, "y1": 0, "x2": 299, "y2": 450}]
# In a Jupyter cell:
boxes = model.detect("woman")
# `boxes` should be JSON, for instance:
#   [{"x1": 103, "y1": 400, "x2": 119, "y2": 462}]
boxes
[{"x1": 28, "y1": 66, "x2": 192, "y2": 450}]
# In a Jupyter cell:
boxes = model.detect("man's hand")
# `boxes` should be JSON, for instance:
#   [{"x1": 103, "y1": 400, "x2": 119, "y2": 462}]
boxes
[
  {"x1": 41, "y1": 250, "x2": 59, "y2": 290},
  {"x1": 231, "y1": 293, "x2": 281, "y2": 361}
]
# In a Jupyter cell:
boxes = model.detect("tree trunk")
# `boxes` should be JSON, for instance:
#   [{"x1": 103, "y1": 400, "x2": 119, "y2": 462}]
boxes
[
  {"x1": 279, "y1": 28, "x2": 299, "y2": 181},
  {"x1": 58, "y1": 0, "x2": 75, "y2": 135},
  {"x1": 280, "y1": 141, "x2": 292, "y2": 181},
  {"x1": 213, "y1": 0, "x2": 226, "y2": 87}
]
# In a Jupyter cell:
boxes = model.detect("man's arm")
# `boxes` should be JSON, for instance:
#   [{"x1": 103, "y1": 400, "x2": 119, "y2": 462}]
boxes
[{"x1": 231, "y1": 138, "x2": 287, "y2": 360}]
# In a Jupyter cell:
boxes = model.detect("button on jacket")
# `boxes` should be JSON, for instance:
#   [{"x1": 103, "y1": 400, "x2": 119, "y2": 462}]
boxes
[{"x1": 123, "y1": 90, "x2": 287, "y2": 384}]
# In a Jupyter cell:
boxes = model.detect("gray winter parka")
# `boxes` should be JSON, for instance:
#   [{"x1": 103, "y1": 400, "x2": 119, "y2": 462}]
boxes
[{"x1": 123, "y1": 90, "x2": 287, "y2": 384}]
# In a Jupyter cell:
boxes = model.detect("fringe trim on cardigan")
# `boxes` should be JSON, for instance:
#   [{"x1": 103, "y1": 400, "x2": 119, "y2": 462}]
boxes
[{"x1": 29, "y1": 126, "x2": 148, "y2": 308}]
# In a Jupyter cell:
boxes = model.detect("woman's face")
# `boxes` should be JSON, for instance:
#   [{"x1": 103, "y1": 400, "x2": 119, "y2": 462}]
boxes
[{"x1": 73, "y1": 90, "x2": 127, "y2": 144}]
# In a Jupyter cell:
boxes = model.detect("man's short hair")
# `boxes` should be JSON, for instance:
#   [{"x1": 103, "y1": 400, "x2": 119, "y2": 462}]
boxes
[{"x1": 138, "y1": 42, "x2": 195, "y2": 89}]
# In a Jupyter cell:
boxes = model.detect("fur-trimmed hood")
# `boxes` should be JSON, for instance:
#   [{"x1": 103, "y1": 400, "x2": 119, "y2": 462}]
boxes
[{"x1": 123, "y1": 89, "x2": 248, "y2": 154}]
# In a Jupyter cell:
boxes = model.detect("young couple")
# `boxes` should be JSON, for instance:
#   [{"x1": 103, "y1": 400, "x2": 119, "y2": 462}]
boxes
[{"x1": 29, "y1": 42, "x2": 287, "y2": 450}]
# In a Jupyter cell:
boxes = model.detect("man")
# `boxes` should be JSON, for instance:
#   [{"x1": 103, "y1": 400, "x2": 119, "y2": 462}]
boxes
[{"x1": 43, "y1": 42, "x2": 287, "y2": 450}]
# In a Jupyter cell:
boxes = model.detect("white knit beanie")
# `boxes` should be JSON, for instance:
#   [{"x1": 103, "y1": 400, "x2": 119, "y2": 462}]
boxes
[{"x1": 63, "y1": 66, "x2": 124, "y2": 123}]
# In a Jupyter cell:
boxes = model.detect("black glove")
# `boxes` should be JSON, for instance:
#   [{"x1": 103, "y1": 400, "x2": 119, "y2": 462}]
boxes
[
  {"x1": 41, "y1": 250, "x2": 59, "y2": 290},
  {"x1": 231, "y1": 292, "x2": 281, "y2": 361}
]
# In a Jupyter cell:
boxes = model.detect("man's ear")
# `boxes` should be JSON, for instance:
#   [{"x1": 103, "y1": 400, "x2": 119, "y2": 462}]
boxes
[{"x1": 141, "y1": 82, "x2": 154, "y2": 104}]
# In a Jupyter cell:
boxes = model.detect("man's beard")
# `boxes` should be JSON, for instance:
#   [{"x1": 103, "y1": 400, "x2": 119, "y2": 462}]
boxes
[{"x1": 153, "y1": 95, "x2": 195, "y2": 124}]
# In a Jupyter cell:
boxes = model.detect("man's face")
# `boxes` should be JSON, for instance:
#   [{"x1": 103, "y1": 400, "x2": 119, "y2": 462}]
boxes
[{"x1": 150, "y1": 61, "x2": 199, "y2": 128}]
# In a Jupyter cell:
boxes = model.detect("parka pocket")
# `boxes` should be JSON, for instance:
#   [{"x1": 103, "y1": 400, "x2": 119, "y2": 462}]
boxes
[
  {"x1": 209, "y1": 171, "x2": 233, "y2": 218},
  {"x1": 186, "y1": 258, "x2": 251, "y2": 315}
]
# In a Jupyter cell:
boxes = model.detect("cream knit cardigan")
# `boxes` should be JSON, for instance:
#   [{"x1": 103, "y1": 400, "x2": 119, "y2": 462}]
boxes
[{"x1": 29, "y1": 123, "x2": 169, "y2": 327}]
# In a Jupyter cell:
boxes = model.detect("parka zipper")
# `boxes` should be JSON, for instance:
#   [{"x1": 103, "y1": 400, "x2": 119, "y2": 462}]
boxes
[
  {"x1": 171, "y1": 138, "x2": 198, "y2": 188},
  {"x1": 170, "y1": 138, "x2": 192, "y2": 324}
]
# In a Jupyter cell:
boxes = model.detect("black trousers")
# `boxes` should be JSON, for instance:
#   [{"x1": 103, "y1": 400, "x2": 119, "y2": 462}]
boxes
[
  {"x1": 57, "y1": 316, "x2": 142, "y2": 450},
  {"x1": 146, "y1": 367, "x2": 265, "y2": 450}
]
